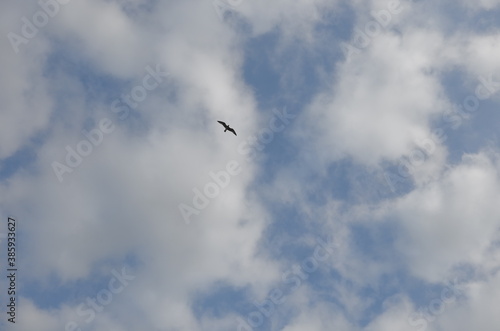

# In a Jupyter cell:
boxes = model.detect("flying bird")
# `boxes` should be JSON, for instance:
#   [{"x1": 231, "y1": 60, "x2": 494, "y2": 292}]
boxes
[{"x1": 217, "y1": 121, "x2": 237, "y2": 136}]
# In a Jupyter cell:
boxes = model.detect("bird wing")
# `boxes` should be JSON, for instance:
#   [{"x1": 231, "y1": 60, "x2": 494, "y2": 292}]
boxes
[
  {"x1": 228, "y1": 128, "x2": 237, "y2": 136},
  {"x1": 217, "y1": 120, "x2": 227, "y2": 127}
]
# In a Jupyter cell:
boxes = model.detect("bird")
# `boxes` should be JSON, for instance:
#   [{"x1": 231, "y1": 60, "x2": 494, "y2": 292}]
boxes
[{"x1": 217, "y1": 120, "x2": 237, "y2": 136}]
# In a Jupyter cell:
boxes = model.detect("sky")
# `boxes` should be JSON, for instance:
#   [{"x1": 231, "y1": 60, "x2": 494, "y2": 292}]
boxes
[{"x1": 1, "y1": 0, "x2": 500, "y2": 330}]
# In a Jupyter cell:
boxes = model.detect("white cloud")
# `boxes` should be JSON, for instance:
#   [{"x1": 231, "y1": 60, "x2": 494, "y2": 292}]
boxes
[
  {"x1": 2, "y1": 0, "x2": 500, "y2": 330},
  {"x1": 0, "y1": 5, "x2": 53, "y2": 159},
  {"x1": 5, "y1": 299, "x2": 59, "y2": 331},
  {"x1": 282, "y1": 297, "x2": 355, "y2": 331},
  {"x1": 237, "y1": 0, "x2": 339, "y2": 39},
  {"x1": 461, "y1": 33, "x2": 500, "y2": 80},
  {"x1": 390, "y1": 151, "x2": 500, "y2": 282},
  {"x1": 303, "y1": 29, "x2": 449, "y2": 166},
  {"x1": 1, "y1": 1, "x2": 280, "y2": 330},
  {"x1": 364, "y1": 294, "x2": 415, "y2": 331},
  {"x1": 47, "y1": 0, "x2": 151, "y2": 78},
  {"x1": 438, "y1": 273, "x2": 500, "y2": 331}
]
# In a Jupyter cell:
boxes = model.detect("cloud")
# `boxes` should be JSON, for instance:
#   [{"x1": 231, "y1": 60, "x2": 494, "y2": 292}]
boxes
[
  {"x1": 237, "y1": 0, "x2": 339, "y2": 39},
  {"x1": 2, "y1": 1, "x2": 279, "y2": 329},
  {"x1": 1, "y1": 0, "x2": 500, "y2": 330},
  {"x1": 0, "y1": 5, "x2": 53, "y2": 159},
  {"x1": 461, "y1": 0, "x2": 500, "y2": 10},
  {"x1": 281, "y1": 294, "x2": 355, "y2": 331},
  {"x1": 363, "y1": 294, "x2": 414, "y2": 331},
  {"x1": 437, "y1": 273, "x2": 500, "y2": 331},
  {"x1": 302, "y1": 29, "x2": 449, "y2": 166},
  {"x1": 389, "y1": 150, "x2": 500, "y2": 282}
]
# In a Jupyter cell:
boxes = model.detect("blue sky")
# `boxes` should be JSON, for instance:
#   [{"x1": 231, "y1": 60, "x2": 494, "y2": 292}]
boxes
[{"x1": 1, "y1": 0, "x2": 500, "y2": 330}]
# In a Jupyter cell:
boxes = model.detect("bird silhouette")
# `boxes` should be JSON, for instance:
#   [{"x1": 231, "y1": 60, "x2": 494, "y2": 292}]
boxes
[{"x1": 217, "y1": 121, "x2": 237, "y2": 136}]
